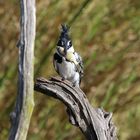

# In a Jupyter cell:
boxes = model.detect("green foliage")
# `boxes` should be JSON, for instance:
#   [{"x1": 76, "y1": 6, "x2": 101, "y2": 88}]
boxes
[{"x1": 0, "y1": 0, "x2": 140, "y2": 139}]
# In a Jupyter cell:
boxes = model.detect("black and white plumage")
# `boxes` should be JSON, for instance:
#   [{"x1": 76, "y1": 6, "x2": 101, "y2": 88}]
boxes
[{"x1": 53, "y1": 24, "x2": 83, "y2": 87}]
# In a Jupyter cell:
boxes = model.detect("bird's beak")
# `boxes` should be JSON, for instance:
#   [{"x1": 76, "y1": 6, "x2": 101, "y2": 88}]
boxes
[{"x1": 64, "y1": 47, "x2": 67, "y2": 55}]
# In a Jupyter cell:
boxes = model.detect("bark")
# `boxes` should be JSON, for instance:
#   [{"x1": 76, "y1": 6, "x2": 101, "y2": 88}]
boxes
[
  {"x1": 9, "y1": 0, "x2": 36, "y2": 140},
  {"x1": 34, "y1": 77, "x2": 118, "y2": 140}
]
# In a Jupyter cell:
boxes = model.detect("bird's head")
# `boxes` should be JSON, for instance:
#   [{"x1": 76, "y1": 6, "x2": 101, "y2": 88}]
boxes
[{"x1": 57, "y1": 24, "x2": 74, "y2": 56}]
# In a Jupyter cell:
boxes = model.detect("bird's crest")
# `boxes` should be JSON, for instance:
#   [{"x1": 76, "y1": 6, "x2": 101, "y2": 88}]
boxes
[{"x1": 59, "y1": 24, "x2": 70, "y2": 40}]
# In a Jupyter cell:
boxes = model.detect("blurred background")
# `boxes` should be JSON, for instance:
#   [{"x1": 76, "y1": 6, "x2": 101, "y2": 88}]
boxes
[{"x1": 0, "y1": 0, "x2": 140, "y2": 139}]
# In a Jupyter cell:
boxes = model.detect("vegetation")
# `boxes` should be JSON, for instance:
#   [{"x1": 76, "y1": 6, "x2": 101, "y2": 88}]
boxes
[{"x1": 0, "y1": 0, "x2": 140, "y2": 139}]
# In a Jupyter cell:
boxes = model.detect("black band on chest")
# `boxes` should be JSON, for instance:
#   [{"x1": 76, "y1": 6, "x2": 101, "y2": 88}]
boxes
[{"x1": 54, "y1": 53, "x2": 62, "y2": 63}]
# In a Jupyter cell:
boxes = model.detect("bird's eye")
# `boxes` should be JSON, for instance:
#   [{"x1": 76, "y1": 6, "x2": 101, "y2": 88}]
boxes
[{"x1": 68, "y1": 41, "x2": 72, "y2": 46}]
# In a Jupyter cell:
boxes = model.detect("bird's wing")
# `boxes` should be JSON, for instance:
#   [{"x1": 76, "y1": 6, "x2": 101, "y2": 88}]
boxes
[
  {"x1": 74, "y1": 52, "x2": 84, "y2": 77},
  {"x1": 65, "y1": 51, "x2": 84, "y2": 76},
  {"x1": 53, "y1": 54, "x2": 58, "y2": 73},
  {"x1": 53, "y1": 53, "x2": 62, "y2": 74}
]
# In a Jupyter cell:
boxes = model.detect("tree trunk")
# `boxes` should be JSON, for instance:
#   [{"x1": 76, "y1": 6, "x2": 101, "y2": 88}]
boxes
[
  {"x1": 9, "y1": 0, "x2": 36, "y2": 140},
  {"x1": 34, "y1": 77, "x2": 118, "y2": 140}
]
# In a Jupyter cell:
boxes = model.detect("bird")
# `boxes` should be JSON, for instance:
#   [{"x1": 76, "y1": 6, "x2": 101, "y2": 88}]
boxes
[{"x1": 53, "y1": 24, "x2": 84, "y2": 87}]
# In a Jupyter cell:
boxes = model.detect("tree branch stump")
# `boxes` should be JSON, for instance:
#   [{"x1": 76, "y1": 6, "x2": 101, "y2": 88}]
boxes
[{"x1": 34, "y1": 77, "x2": 117, "y2": 140}]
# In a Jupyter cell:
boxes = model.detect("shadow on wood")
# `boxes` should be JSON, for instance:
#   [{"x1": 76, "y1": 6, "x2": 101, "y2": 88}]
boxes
[{"x1": 34, "y1": 77, "x2": 117, "y2": 140}]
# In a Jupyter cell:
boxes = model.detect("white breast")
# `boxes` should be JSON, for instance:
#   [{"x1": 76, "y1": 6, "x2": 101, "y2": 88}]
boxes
[{"x1": 57, "y1": 58, "x2": 76, "y2": 79}]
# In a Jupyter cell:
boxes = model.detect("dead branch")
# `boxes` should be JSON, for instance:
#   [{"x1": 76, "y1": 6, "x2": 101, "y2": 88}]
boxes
[
  {"x1": 9, "y1": 0, "x2": 35, "y2": 139},
  {"x1": 34, "y1": 77, "x2": 117, "y2": 140}
]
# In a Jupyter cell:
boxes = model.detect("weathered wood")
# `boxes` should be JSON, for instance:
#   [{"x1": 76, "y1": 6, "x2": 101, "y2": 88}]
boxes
[
  {"x1": 34, "y1": 77, "x2": 117, "y2": 140},
  {"x1": 9, "y1": 0, "x2": 36, "y2": 140}
]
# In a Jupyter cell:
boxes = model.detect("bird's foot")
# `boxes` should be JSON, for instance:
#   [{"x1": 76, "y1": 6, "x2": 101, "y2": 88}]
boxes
[
  {"x1": 61, "y1": 77, "x2": 66, "y2": 81},
  {"x1": 72, "y1": 83, "x2": 79, "y2": 88},
  {"x1": 72, "y1": 83, "x2": 76, "y2": 87}
]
